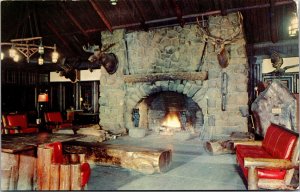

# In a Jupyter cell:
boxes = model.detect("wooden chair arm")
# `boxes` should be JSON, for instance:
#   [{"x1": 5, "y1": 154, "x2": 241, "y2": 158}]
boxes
[
  {"x1": 233, "y1": 140, "x2": 262, "y2": 148},
  {"x1": 2, "y1": 126, "x2": 21, "y2": 134},
  {"x1": 244, "y1": 157, "x2": 294, "y2": 169}
]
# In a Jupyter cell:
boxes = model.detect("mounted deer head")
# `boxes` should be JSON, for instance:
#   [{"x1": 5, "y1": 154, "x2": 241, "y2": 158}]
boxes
[
  {"x1": 197, "y1": 12, "x2": 243, "y2": 68},
  {"x1": 83, "y1": 43, "x2": 118, "y2": 74}
]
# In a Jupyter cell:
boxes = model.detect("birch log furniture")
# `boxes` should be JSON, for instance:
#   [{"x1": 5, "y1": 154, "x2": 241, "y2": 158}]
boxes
[
  {"x1": 205, "y1": 132, "x2": 255, "y2": 155},
  {"x1": 1, "y1": 133, "x2": 85, "y2": 190},
  {"x1": 37, "y1": 143, "x2": 91, "y2": 190},
  {"x1": 234, "y1": 123, "x2": 299, "y2": 190},
  {"x1": 63, "y1": 140, "x2": 172, "y2": 174}
]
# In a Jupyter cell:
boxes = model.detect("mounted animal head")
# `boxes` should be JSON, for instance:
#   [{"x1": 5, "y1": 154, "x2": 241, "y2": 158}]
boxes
[
  {"x1": 83, "y1": 43, "x2": 118, "y2": 74},
  {"x1": 196, "y1": 12, "x2": 243, "y2": 68},
  {"x1": 57, "y1": 58, "x2": 80, "y2": 83}
]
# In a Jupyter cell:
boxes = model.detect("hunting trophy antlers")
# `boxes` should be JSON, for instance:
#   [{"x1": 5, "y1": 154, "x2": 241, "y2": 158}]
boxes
[
  {"x1": 57, "y1": 58, "x2": 80, "y2": 83},
  {"x1": 83, "y1": 43, "x2": 118, "y2": 74},
  {"x1": 197, "y1": 12, "x2": 243, "y2": 68}
]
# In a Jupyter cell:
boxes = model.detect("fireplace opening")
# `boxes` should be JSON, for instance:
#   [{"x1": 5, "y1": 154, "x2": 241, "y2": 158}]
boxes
[{"x1": 135, "y1": 91, "x2": 204, "y2": 135}]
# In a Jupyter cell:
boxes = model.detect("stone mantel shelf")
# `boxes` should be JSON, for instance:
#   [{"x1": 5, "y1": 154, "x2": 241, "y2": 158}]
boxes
[{"x1": 124, "y1": 71, "x2": 208, "y2": 83}]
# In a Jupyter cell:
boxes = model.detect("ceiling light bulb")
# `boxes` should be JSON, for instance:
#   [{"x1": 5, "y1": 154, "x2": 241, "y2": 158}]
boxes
[
  {"x1": 9, "y1": 48, "x2": 16, "y2": 58},
  {"x1": 38, "y1": 56, "x2": 44, "y2": 65},
  {"x1": 1, "y1": 52, "x2": 4, "y2": 60},
  {"x1": 110, "y1": 0, "x2": 117, "y2": 5},
  {"x1": 13, "y1": 54, "x2": 19, "y2": 62}
]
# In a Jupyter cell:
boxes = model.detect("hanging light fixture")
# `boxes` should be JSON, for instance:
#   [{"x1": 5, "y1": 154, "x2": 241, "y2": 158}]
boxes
[
  {"x1": 52, "y1": 44, "x2": 59, "y2": 63},
  {"x1": 110, "y1": 0, "x2": 118, "y2": 5},
  {"x1": 38, "y1": 40, "x2": 44, "y2": 54},
  {"x1": 38, "y1": 55, "x2": 44, "y2": 65},
  {"x1": 1, "y1": 37, "x2": 58, "y2": 64},
  {"x1": 9, "y1": 46, "x2": 16, "y2": 58},
  {"x1": 13, "y1": 54, "x2": 20, "y2": 62}
]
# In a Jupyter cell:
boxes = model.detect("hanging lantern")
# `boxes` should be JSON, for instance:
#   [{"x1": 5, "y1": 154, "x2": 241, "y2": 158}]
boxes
[
  {"x1": 38, "y1": 55, "x2": 44, "y2": 65},
  {"x1": 38, "y1": 41, "x2": 44, "y2": 54},
  {"x1": 13, "y1": 54, "x2": 19, "y2": 62}
]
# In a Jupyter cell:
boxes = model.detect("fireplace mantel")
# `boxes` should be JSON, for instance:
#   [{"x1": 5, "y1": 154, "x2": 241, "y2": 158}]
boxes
[{"x1": 124, "y1": 71, "x2": 208, "y2": 83}]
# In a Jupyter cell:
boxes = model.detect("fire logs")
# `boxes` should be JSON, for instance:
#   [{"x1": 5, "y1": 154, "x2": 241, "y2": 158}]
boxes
[{"x1": 63, "y1": 141, "x2": 172, "y2": 174}]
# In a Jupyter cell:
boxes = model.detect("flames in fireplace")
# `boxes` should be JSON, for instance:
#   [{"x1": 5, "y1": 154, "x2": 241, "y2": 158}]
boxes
[{"x1": 161, "y1": 111, "x2": 181, "y2": 128}]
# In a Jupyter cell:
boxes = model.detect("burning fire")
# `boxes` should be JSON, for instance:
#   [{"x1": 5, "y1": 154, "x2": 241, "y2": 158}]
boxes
[{"x1": 161, "y1": 112, "x2": 181, "y2": 128}]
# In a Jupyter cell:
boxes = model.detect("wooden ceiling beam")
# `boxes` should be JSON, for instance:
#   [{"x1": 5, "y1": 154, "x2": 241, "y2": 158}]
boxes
[
  {"x1": 43, "y1": 0, "x2": 294, "y2": 37},
  {"x1": 172, "y1": 0, "x2": 185, "y2": 27},
  {"x1": 219, "y1": 0, "x2": 227, "y2": 16},
  {"x1": 46, "y1": 21, "x2": 74, "y2": 54},
  {"x1": 89, "y1": 0, "x2": 113, "y2": 33},
  {"x1": 61, "y1": 4, "x2": 89, "y2": 38},
  {"x1": 131, "y1": 0, "x2": 149, "y2": 31},
  {"x1": 269, "y1": 0, "x2": 279, "y2": 43}
]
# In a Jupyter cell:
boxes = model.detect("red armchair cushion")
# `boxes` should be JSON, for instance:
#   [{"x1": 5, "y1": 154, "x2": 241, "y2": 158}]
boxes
[
  {"x1": 262, "y1": 124, "x2": 297, "y2": 159},
  {"x1": 6, "y1": 114, "x2": 38, "y2": 133},
  {"x1": 236, "y1": 145, "x2": 286, "y2": 179},
  {"x1": 45, "y1": 112, "x2": 72, "y2": 129},
  {"x1": 236, "y1": 124, "x2": 297, "y2": 180},
  {"x1": 45, "y1": 112, "x2": 63, "y2": 123}
]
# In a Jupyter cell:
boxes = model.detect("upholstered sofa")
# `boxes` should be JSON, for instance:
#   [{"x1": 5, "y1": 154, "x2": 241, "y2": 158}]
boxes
[{"x1": 235, "y1": 123, "x2": 299, "y2": 190}]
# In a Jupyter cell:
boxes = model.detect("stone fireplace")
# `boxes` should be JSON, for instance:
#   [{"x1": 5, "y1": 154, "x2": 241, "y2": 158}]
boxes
[{"x1": 98, "y1": 12, "x2": 249, "y2": 139}]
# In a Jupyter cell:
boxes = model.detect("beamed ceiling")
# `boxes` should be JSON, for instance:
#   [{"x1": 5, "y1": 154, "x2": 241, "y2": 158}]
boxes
[{"x1": 1, "y1": 0, "x2": 298, "y2": 72}]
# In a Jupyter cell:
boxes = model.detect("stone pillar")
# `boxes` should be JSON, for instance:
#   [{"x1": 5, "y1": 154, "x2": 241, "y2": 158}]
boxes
[{"x1": 99, "y1": 29, "x2": 127, "y2": 134}]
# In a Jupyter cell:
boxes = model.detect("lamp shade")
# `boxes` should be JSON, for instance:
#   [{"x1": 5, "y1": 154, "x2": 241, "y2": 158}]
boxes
[{"x1": 38, "y1": 93, "x2": 49, "y2": 102}]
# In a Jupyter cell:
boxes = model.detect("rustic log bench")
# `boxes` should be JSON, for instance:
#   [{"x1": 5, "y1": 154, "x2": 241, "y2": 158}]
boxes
[
  {"x1": 63, "y1": 140, "x2": 172, "y2": 174},
  {"x1": 1, "y1": 133, "x2": 85, "y2": 190}
]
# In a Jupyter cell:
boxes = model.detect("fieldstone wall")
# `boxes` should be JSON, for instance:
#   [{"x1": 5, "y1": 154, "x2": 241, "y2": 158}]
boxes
[{"x1": 99, "y1": 12, "x2": 249, "y2": 138}]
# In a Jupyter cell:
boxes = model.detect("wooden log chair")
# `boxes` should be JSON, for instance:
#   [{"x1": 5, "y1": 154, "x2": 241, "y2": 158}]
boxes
[
  {"x1": 2, "y1": 114, "x2": 38, "y2": 134},
  {"x1": 234, "y1": 123, "x2": 299, "y2": 190},
  {"x1": 44, "y1": 112, "x2": 73, "y2": 131},
  {"x1": 37, "y1": 142, "x2": 91, "y2": 190}
]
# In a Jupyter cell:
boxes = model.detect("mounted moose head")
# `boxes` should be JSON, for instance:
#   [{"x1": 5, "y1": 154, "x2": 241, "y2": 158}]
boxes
[{"x1": 83, "y1": 43, "x2": 118, "y2": 74}]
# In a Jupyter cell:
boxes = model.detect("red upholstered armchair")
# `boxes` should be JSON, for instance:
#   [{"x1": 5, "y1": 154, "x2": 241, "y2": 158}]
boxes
[
  {"x1": 234, "y1": 124, "x2": 299, "y2": 190},
  {"x1": 4, "y1": 114, "x2": 38, "y2": 134},
  {"x1": 44, "y1": 112, "x2": 73, "y2": 131},
  {"x1": 40, "y1": 142, "x2": 91, "y2": 190}
]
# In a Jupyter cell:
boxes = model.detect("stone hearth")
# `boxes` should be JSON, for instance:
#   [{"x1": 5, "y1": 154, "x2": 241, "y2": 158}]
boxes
[{"x1": 98, "y1": 12, "x2": 249, "y2": 139}]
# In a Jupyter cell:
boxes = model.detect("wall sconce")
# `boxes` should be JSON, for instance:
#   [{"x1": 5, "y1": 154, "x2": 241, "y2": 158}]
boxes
[
  {"x1": 288, "y1": 12, "x2": 299, "y2": 37},
  {"x1": 1, "y1": 52, "x2": 4, "y2": 60}
]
